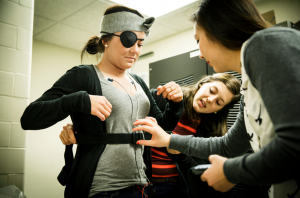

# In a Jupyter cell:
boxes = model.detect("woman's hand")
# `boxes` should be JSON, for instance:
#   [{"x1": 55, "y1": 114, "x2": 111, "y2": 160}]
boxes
[
  {"x1": 166, "y1": 147, "x2": 181, "y2": 154},
  {"x1": 157, "y1": 82, "x2": 183, "y2": 103},
  {"x1": 145, "y1": 116, "x2": 158, "y2": 124},
  {"x1": 59, "y1": 123, "x2": 77, "y2": 145},
  {"x1": 133, "y1": 118, "x2": 171, "y2": 147},
  {"x1": 89, "y1": 95, "x2": 112, "y2": 121},
  {"x1": 201, "y1": 155, "x2": 236, "y2": 192}
]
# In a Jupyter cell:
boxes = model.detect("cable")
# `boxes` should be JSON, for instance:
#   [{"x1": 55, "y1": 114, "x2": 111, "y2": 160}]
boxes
[
  {"x1": 129, "y1": 75, "x2": 151, "y2": 186},
  {"x1": 106, "y1": 75, "x2": 150, "y2": 187}
]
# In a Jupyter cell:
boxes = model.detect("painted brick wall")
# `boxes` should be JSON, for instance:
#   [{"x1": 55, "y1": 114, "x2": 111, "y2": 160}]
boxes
[{"x1": 0, "y1": 0, "x2": 34, "y2": 192}]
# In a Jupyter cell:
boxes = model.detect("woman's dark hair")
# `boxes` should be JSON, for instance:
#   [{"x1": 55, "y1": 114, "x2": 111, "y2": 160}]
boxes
[
  {"x1": 81, "y1": 5, "x2": 144, "y2": 62},
  {"x1": 182, "y1": 73, "x2": 241, "y2": 137},
  {"x1": 191, "y1": 0, "x2": 270, "y2": 50}
]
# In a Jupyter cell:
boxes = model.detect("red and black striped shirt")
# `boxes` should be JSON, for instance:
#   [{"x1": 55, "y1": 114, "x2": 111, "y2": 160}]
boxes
[{"x1": 151, "y1": 114, "x2": 200, "y2": 178}]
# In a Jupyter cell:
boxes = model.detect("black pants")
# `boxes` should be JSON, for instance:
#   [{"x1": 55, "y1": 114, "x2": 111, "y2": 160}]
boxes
[{"x1": 151, "y1": 182, "x2": 182, "y2": 198}]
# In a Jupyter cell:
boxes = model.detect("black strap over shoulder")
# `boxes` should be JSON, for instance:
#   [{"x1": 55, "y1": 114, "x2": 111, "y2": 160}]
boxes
[{"x1": 75, "y1": 132, "x2": 149, "y2": 144}]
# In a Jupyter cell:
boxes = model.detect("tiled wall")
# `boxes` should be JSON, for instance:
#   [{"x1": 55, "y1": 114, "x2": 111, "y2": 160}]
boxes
[{"x1": 0, "y1": 0, "x2": 34, "y2": 192}]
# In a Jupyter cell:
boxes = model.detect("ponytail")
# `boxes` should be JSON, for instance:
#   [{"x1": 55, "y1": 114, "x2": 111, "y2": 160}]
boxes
[{"x1": 81, "y1": 35, "x2": 111, "y2": 63}]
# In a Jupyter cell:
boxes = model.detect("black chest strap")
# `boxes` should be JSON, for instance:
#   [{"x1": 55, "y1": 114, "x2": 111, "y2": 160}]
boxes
[
  {"x1": 58, "y1": 132, "x2": 152, "y2": 186},
  {"x1": 74, "y1": 132, "x2": 151, "y2": 144}
]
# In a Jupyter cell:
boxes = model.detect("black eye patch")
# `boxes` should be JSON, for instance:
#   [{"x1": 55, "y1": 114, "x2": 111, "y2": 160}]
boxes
[{"x1": 101, "y1": 31, "x2": 144, "y2": 48}]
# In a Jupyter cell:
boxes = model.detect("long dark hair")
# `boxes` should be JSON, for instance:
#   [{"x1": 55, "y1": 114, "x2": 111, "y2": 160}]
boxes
[
  {"x1": 182, "y1": 73, "x2": 241, "y2": 137},
  {"x1": 81, "y1": 5, "x2": 144, "y2": 62},
  {"x1": 191, "y1": 0, "x2": 270, "y2": 50}
]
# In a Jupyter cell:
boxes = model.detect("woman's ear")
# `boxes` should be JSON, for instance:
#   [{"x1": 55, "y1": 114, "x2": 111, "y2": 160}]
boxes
[{"x1": 102, "y1": 39, "x2": 108, "y2": 47}]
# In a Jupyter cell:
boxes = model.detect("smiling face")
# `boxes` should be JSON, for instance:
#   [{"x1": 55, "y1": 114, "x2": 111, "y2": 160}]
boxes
[
  {"x1": 193, "y1": 81, "x2": 234, "y2": 114},
  {"x1": 194, "y1": 24, "x2": 241, "y2": 73},
  {"x1": 104, "y1": 31, "x2": 145, "y2": 70}
]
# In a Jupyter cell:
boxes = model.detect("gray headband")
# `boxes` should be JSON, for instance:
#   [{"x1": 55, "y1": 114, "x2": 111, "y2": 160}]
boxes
[{"x1": 100, "y1": 11, "x2": 155, "y2": 37}]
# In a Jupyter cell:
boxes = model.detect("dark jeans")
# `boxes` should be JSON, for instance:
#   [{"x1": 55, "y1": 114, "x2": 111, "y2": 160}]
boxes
[
  {"x1": 152, "y1": 182, "x2": 182, "y2": 198},
  {"x1": 90, "y1": 185, "x2": 148, "y2": 198}
]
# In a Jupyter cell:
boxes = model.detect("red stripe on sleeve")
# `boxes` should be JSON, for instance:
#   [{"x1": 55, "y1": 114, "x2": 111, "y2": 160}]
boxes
[
  {"x1": 152, "y1": 155, "x2": 172, "y2": 161},
  {"x1": 152, "y1": 164, "x2": 176, "y2": 169},
  {"x1": 151, "y1": 148, "x2": 168, "y2": 157},
  {"x1": 152, "y1": 173, "x2": 179, "y2": 178},
  {"x1": 177, "y1": 122, "x2": 197, "y2": 133}
]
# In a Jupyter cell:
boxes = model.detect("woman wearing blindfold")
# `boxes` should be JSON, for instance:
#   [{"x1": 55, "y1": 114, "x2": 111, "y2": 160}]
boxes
[{"x1": 21, "y1": 5, "x2": 184, "y2": 198}]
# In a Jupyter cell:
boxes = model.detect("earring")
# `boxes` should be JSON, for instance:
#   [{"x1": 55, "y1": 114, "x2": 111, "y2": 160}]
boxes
[
  {"x1": 105, "y1": 45, "x2": 108, "y2": 47},
  {"x1": 215, "y1": 112, "x2": 217, "y2": 114}
]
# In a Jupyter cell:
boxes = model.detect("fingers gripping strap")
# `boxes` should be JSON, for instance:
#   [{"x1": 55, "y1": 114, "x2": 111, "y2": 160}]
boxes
[
  {"x1": 100, "y1": 11, "x2": 155, "y2": 37},
  {"x1": 74, "y1": 132, "x2": 149, "y2": 144}
]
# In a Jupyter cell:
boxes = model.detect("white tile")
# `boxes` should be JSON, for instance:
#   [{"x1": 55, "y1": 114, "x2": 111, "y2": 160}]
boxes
[
  {"x1": 8, "y1": 174, "x2": 24, "y2": 191},
  {"x1": 157, "y1": 1, "x2": 198, "y2": 32},
  {"x1": 11, "y1": 123, "x2": 26, "y2": 148},
  {"x1": 7, "y1": 0, "x2": 18, "y2": 3},
  {"x1": 0, "y1": 175, "x2": 8, "y2": 188},
  {"x1": 0, "y1": 22, "x2": 17, "y2": 48},
  {"x1": 34, "y1": 0, "x2": 95, "y2": 22},
  {"x1": 144, "y1": 22, "x2": 178, "y2": 45},
  {"x1": 20, "y1": 0, "x2": 34, "y2": 8},
  {"x1": 0, "y1": 47, "x2": 31, "y2": 75},
  {"x1": 34, "y1": 23, "x2": 93, "y2": 50},
  {"x1": 0, "y1": 122, "x2": 11, "y2": 147},
  {"x1": 13, "y1": 74, "x2": 30, "y2": 98},
  {"x1": 0, "y1": 148, "x2": 25, "y2": 173},
  {"x1": 0, "y1": 0, "x2": 34, "y2": 30},
  {"x1": 0, "y1": 71, "x2": 14, "y2": 96},
  {"x1": 33, "y1": 16, "x2": 56, "y2": 36},
  {"x1": 61, "y1": 0, "x2": 112, "y2": 34},
  {"x1": 17, "y1": 28, "x2": 33, "y2": 52},
  {"x1": 0, "y1": 96, "x2": 28, "y2": 122}
]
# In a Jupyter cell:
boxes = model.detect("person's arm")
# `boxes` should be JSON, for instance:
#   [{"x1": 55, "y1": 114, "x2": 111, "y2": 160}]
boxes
[
  {"x1": 149, "y1": 89, "x2": 168, "y2": 112},
  {"x1": 168, "y1": 95, "x2": 251, "y2": 159},
  {"x1": 133, "y1": 75, "x2": 184, "y2": 131},
  {"x1": 148, "y1": 86, "x2": 184, "y2": 131},
  {"x1": 21, "y1": 66, "x2": 91, "y2": 130},
  {"x1": 224, "y1": 28, "x2": 300, "y2": 185},
  {"x1": 168, "y1": 150, "x2": 209, "y2": 168}
]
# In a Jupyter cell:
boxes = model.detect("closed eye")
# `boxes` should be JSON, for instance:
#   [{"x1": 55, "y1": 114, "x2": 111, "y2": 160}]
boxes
[{"x1": 210, "y1": 88, "x2": 221, "y2": 106}]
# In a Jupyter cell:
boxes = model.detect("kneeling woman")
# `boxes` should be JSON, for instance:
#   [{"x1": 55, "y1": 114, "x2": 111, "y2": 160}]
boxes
[{"x1": 150, "y1": 73, "x2": 240, "y2": 197}]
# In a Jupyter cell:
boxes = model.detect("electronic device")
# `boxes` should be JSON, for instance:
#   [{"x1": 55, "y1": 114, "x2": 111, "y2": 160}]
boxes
[
  {"x1": 190, "y1": 164, "x2": 211, "y2": 176},
  {"x1": 106, "y1": 77, "x2": 113, "y2": 83}
]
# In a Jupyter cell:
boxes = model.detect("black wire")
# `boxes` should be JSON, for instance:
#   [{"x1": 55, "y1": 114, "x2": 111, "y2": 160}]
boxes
[{"x1": 112, "y1": 79, "x2": 143, "y2": 186}]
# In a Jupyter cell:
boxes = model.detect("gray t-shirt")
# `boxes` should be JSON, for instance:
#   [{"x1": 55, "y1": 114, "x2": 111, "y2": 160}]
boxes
[
  {"x1": 89, "y1": 66, "x2": 150, "y2": 197},
  {"x1": 169, "y1": 27, "x2": 300, "y2": 190}
]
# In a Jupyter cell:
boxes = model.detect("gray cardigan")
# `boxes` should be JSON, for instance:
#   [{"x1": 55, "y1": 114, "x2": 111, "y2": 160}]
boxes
[{"x1": 169, "y1": 27, "x2": 300, "y2": 185}]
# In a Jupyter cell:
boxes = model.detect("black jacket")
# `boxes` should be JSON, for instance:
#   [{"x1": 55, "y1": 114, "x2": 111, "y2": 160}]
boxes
[
  {"x1": 150, "y1": 89, "x2": 209, "y2": 198},
  {"x1": 21, "y1": 65, "x2": 183, "y2": 198}
]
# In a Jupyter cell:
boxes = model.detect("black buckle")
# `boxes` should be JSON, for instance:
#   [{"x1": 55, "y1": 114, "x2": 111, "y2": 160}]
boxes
[{"x1": 132, "y1": 131, "x2": 144, "y2": 144}]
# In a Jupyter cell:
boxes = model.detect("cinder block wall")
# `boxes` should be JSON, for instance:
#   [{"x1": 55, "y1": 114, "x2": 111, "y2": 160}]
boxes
[{"x1": 0, "y1": 0, "x2": 34, "y2": 192}]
